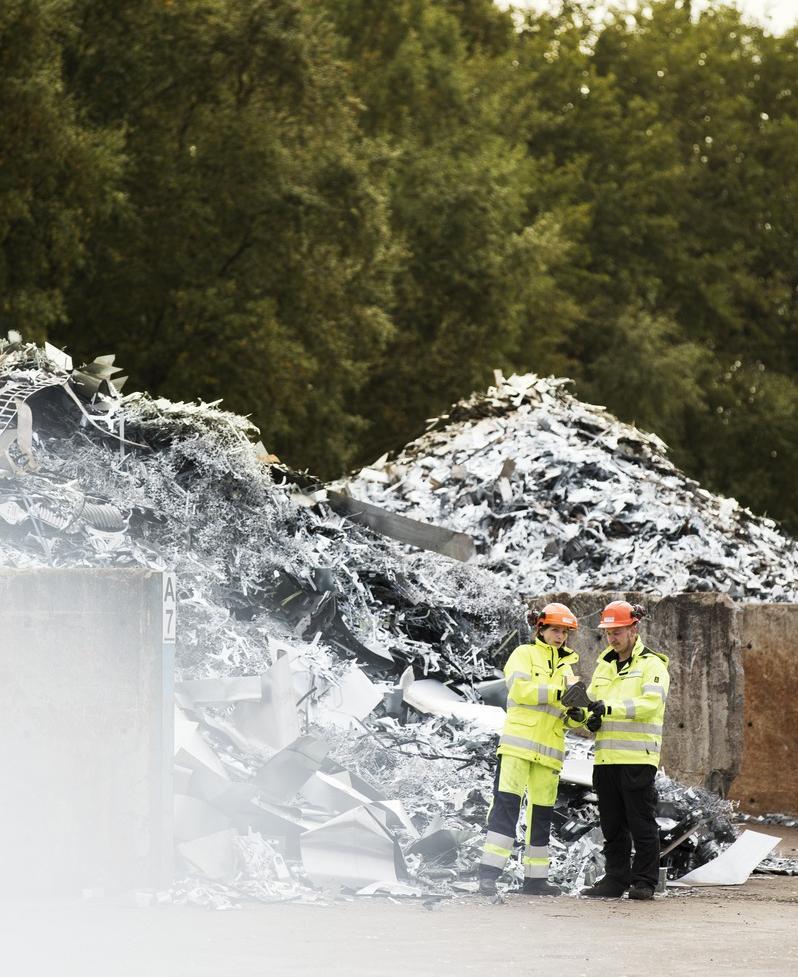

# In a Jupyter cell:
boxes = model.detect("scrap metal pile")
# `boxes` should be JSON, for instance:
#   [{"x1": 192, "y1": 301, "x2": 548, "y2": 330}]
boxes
[
  {"x1": 342, "y1": 372, "x2": 798, "y2": 601},
  {"x1": 1, "y1": 340, "x2": 791, "y2": 904},
  {"x1": 0, "y1": 338, "x2": 519, "y2": 903}
]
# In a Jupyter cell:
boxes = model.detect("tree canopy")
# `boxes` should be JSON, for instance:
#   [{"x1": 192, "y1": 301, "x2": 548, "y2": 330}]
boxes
[{"x1": 2, "y1": 0, "x2": 797, "y2": 532}]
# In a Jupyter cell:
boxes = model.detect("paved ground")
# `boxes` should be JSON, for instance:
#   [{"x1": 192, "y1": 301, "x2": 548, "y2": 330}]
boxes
[
  {"x1": 5, "y1": 874, "x2": 797, "y2": 977},
  {"x1": 6, "y1": 828, "x2": 796, "y2": 977}
]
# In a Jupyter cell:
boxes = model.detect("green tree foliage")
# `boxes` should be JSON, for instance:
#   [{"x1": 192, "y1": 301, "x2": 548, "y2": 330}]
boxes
[
  {"x1": 0, "y1": 0, "x2": 122, "y2": 337},
  {"x1": 503, "y1": 1, "x2": 798, "y2": 529},
  {"x1": 328, "y1": 0, "x2": 582, "y2": 457},
  {"x1": 52, "y1": 0, "x2": 398, "y2": 475},
  {"x1": 3, "y1": 0, "x2": 798, "y2": 531},
  {"x1": 698, "y1": 361, "x2": 798, "y2": 529}
]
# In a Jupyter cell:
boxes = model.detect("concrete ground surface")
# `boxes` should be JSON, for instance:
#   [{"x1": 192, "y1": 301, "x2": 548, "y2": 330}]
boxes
[
  {"x1": 6, "y1": 829, "x2": 797, "y2": 977},
  {"x1": 4, "y1": 876, "x2": 798, "y2": 977}
]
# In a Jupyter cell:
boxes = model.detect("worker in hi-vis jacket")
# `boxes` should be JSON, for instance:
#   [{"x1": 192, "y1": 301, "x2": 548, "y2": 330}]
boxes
[
  {"x1": 478, "y1": 602, "x2": 581, "y2": 896},
  {"x1": 579, "y1": 600, "x2": 670, "y2": 901}
]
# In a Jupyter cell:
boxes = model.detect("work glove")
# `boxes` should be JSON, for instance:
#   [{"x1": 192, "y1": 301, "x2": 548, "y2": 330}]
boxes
[
  {"x1": 588, "y1": 700, "x2": 606, "y2": 718},
  {"x1": 566, "y1": 706, "x2": 585, "y2": 721},
  {"x1": 586, "y1": 712, "x2": 603, "y2": 732}
]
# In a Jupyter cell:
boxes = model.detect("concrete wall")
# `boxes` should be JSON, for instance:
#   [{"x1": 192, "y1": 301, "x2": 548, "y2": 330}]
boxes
[
  {"x1": 728, "y1": 603, "x2": 798, "y2": 815},
  {"x1": 0, "y1": 568, "x2": 173, "y2": 895},
  {"x1": 535, "y1": 592, "x2": 745, "y2": 793}
]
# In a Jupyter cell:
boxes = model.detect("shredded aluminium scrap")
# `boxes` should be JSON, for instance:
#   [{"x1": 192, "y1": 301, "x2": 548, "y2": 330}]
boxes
[
  {"x1": 342, "y1": 372, "x2": 798, "y2": 601},
  {"x1": 0, "y1": 339, "x2": 516, "y2": 676},
  {"x1": 2, "y1": 341, "x2": 789, "y2": 906},
  {"x1": 0, "y1": 337, "x2": 521, "y2": 903}
]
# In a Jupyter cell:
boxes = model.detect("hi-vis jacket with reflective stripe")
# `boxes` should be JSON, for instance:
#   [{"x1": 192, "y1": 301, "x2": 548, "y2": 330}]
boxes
[
  {"x1": 588, "y1": 637, "x2": 669, "y2": 768},
  {"x1": 498, "y1": 638, "x2": 579, "y2": 771}
]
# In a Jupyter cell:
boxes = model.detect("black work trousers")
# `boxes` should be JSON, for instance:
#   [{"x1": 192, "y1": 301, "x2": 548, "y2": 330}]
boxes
[{"x1": 593, "y1": 763, "x2": 660, "y2": 889}]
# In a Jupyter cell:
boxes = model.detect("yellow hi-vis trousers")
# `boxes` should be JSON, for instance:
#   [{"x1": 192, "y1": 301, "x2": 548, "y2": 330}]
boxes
[{"x1": 479, "y1": 754, "x2": 560, "y2": 881}]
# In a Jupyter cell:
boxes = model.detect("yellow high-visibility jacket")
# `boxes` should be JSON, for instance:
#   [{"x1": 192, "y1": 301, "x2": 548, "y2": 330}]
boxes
[
  {"x1": 588, "y1": 636, "x2": 669, "y2": 768},
  {"x1": 498, "y1": 638, "x2": 579, "y2": 771}
]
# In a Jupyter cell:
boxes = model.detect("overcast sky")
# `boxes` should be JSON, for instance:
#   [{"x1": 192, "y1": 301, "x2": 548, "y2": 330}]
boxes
[{"x1": 498, "y1": 2, "x2": 796, "y2": 35}]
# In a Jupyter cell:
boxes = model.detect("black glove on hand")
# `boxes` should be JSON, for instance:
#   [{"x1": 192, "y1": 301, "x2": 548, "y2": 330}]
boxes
[
  {"x1": 586, "y1": 713, "x2": 602, "y2": 732},
  {"x1": 588, "y1": 700, "x2": 606, "y2": 717},
  {"x1": 566, "y1": 706, "x2": 584, "y2": 721}
]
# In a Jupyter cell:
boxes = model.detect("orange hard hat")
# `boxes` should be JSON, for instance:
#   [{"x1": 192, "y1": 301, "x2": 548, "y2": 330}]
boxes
[
  {"x1": 535, "y1": 602, "x2": 578, "y2": 630},
  {"x1": 597, "y1": 600, "x2": 642, "y2": 629}
]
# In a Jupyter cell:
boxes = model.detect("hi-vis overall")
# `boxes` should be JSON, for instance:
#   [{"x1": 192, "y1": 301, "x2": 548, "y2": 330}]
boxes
[{"x1": 479, "y1": 638, "x2": 578, "y2": 883}]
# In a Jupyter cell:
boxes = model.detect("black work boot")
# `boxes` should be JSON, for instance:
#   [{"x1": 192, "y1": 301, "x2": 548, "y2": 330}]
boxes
[
  {"x1": 521, "y1": 878, "x2": 562, "y2": 897},
  {"x1": 579, "y1": 877, "x2": 628, "y2": 898},
  {"x1": 628, "y1": 882, "x2": 655, "y2": 901}
]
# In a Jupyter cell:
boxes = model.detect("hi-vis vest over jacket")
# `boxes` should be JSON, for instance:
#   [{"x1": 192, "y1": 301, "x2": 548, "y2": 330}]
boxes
[
  {"x1": 498, "y1": 637, "x2": 579, "y2": 771},
  {"x1": 588, "y1": 636, "x2": 669, "y2": 768}
]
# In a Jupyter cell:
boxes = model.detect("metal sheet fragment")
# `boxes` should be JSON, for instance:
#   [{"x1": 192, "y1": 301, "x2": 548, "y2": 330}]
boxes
[
  {"x1": 300, "y1": 805, "x2": 405, "y2": 889},
  {"x1": 402, "y1": 672, "x2": 505, "y2": 734},
  {"x1": 316, "y1": 665, "x2": 384, "y2": 729},
  {"x1": 231, "y1": 656, "x2": 300, "y2": 751},
  {"x1": 255, "y1": 735, "x2": 330, "y2": 803},
  {"x1": 669, "y1": 830, "x2": 780, "y2": 886},
  {"x1": 177, "y1": 829, "x2": 237, "y2": 881},
  {"x1": 174, "y1": 707, "x2": 229, "y2": 779},
  {"x1": 327, "y1": 490, "x2": 475, "y2": 563}
]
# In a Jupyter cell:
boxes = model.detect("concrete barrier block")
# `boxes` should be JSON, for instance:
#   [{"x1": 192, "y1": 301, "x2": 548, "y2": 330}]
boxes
[
  {"x1": 728, "y1": 603, "x2": 798, "y2": 815},
  {"x1": 0, "y1": 568, "x2": 173, "y2": 895}
]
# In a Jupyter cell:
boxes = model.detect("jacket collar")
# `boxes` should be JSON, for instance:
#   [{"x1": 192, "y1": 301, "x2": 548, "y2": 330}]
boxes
[
  {"x1": 534, "y1": 636, "x2": 578, "y2": 666},
  {"x1": 598, "y1": 634, "x2": 645, "y2": 666}
]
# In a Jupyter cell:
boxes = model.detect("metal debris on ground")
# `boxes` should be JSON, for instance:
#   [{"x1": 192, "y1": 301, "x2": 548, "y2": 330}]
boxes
[
  {"x1": 736, "y1": 813, "x2": 798, "y2": 876},
  {"x1": 667, "y1": 830, "x2": 780, "y2": 887},
  {"x1": 754, "y1": 854, "x2": 798, "y2": 876},
  {"x1": 1, "y1": 338, "x2": 792, "y2": 906}
]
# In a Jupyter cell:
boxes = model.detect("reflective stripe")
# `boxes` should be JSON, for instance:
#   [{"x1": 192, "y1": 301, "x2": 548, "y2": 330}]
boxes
[
  {"x1": 595, "y1": 738, "x2": 659, "y2": 753},
  {"x1": 524, "y1": 845, "x2": 548, "y2": 859},
  {"x1": 506, "y1": 671, "x2": 532, "y2": 693},
  {"x1": 507, "y1": 699, "x2": 561, "y2": 718},
  {"x1": 499, "y1": 734, "x2": 565, "y2": 762},
  {"x1": 507, "y1": 682, "x2": 551, "y2": 705},
  {"x1": 627, "y1": 670, "x2": 643, "y2": 677},
  {"x1": 486, "y1": 831, "x2": 515, "y2": 851},
  {"x1": 480, "y1": 850, "x2": 507, "y2": 869},
  {"x1": 643, "y1": 684, "x2": 666, "y2": 700},
  {"x1": 601, "y1": 721, "x2": 663, "y2": 735},
  {"x1": 524, "y1": 864, "x2": 549, "y2": 878}
]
